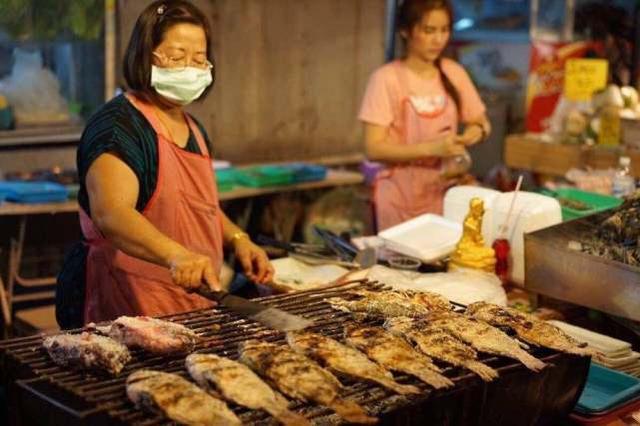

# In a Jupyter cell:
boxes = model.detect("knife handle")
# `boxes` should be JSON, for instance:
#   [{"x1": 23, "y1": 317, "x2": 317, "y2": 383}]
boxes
[{"x1": 194, "y1": 284, "x2": 229, "y2": 302}]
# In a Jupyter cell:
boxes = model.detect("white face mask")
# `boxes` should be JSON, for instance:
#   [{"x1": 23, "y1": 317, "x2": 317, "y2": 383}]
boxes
[{"x1": 150, "y1": 65, "x2": 212, "y2": 105}]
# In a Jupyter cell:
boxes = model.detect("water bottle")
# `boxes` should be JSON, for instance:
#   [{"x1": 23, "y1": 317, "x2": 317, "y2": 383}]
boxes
[{"x1": 612, "y1": 156, "x2": 636, "y2": 198}]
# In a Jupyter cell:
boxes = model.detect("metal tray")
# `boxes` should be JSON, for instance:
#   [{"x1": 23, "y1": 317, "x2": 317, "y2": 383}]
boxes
[{"x1": 525, "y1": 214, "x2": 640, "y2": 322}]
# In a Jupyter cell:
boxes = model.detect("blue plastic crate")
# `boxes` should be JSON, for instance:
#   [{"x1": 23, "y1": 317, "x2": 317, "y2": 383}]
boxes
[
  {"x1": 0, "y1": 181, "x2": 69, "y2": 203},
  {"x1": 284, "y1": 163, "x2": 328, "y2": 183},
  {"x1": 576, "y1": 363, "x2": 640, "y2": 414}
]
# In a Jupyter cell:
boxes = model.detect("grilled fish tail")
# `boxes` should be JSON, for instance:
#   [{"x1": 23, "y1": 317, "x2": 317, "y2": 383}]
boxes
[
  {"x1": 266, "y1": 406, "x2": 311, "y2": 426},
  {"x1": 377, "y1": 379, "x2": 421, "y2": 395},
  {"x1": 515, "y1": 350, "x2": 546, "y2": 372},
  {"x1": 464, "y1": 361, "x2": 499, "y2": 381},
  {"x1": 328, "y1": 399, "x2": 378, "y2": 424},
  {"x1": 412, "y1": 369, "x2": 454, "y2": 389}
]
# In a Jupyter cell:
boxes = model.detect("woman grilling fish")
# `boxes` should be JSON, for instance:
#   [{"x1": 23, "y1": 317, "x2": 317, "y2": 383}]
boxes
[
  {"x1": 56, "y1": 0, "x2": 273, "y2": 328},
  {"x1": 359, "y1": 0, "x2": 491, "y2": 231}
]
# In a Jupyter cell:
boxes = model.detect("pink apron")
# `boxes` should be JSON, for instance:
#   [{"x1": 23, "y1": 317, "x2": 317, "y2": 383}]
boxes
[
  {"x1": 81, "y1": 93, "x2": 223, "y2": 324},
  {"x1": 373, "y1": 62, "x2": 458, "y2": 231}
]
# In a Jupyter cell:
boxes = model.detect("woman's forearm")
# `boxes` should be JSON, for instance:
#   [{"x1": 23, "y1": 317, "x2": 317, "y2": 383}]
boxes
[{"x1": 93, "y1": 206, "x2": 186, "y2": 267}]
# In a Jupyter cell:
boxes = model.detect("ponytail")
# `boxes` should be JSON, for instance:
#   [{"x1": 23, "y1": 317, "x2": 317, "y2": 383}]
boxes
[{"x1": 435, "y1": 57, "x2": 461, "y2": 113}]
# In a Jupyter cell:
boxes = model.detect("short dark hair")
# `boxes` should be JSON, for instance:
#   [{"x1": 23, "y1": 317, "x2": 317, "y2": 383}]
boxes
[{"x1": 123, "y1": 0, "x2": 215, "y2": 103}]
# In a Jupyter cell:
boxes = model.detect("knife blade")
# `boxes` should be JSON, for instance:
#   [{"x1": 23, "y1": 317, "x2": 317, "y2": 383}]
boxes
[{"x1": 194, "y1": 285, "x2": 314, "y2": 332}]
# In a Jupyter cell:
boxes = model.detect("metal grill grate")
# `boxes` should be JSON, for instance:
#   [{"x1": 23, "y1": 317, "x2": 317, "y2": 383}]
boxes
[{"x1": 1, "y1": 280, "x2": 569, "y2": 425}]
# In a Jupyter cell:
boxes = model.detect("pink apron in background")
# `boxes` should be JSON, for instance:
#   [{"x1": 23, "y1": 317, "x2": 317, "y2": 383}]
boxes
[
  {"x1": 82, "y1": 93, "x2": 224, "y2": 324},
  {"x1": 373, "y1": 62, "x2": 458, "y2": 231}
]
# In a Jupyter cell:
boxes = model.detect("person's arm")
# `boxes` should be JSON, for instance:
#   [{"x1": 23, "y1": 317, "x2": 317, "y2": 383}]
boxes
[
  {"x1": 364, "y1": 123, "x2": 466, "y2": 162},
  {"x1": 456, "y1": 113, "x2": 492, "y2": 147},
  {"x1": 219, "y1": 211, "x2": 274, "y2": 284},
  {"x1": 86, "y1": 152, "x2": 220, "y2": 290}
]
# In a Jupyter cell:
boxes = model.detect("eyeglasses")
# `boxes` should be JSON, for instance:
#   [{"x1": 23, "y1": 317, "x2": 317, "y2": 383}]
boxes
[{"x1": 152, "y1": 51, "x2": 213, "y2": 71}]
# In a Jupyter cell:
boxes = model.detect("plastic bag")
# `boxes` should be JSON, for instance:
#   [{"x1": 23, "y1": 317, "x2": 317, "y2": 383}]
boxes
[
  {"x1": 366, "y1": 265, "x2": 507, "y2": 306},
  {"x1": 0, "y1": 48, "x2": 70, "y2": 126}
]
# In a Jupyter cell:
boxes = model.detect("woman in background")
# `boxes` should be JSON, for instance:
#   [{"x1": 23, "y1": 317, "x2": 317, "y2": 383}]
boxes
[{"x1": 359, "y1": 0, "x2": 491, "y2": 231}]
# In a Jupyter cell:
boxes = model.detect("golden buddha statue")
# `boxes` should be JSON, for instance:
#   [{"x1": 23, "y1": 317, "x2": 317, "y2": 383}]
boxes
[{"x1": 448, "y1": 197, "x2": 496, "y2": 273}]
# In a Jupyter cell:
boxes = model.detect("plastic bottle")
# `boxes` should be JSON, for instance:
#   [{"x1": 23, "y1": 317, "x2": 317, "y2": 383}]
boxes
[
  {"x1": 440, "y1": 149, "x2": 472, "y2": 179},
  {"x1": 612, "y1": 156, "x2": 636, "y2": 198}
]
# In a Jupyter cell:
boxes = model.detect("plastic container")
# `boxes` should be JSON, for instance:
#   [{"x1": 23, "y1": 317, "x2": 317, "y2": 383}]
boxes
[
  {"x1": 235, "y1": 166, "x2": 294, "y2": 188},
  {"x1": 612, "y1": 156, "x2": 636, "y2": 198},
  {"x1": 215, "y1": 168, "x2": 239, "y2": 192},
  {"x1": 388, "y1": 256, "x2": 422, "y2": 271},
  {"x1": 378, "y1": 214, "x2": 462, "y2": 263},
  {"x1": 443, "y1": 185, "x2": 500, "y2": 243},
  {"x1": 440, "y1": 150, "x2": 472, "y2": 179},
  {"x1": 0, "y1": 181, "x2": 69, "y2": 203},
  {"x1": 575, "y1": 364, "x2": 640, "y2": 414},
  {"x1": 571, "y1": 394, "x2": 640, "y2": 425},
  {"x1": 283, "y1": 163, "x2": 328, "y2": 183},
  {"x1": 540, "y1": 188, "x2": 623, "y2": 221},
  {"x1": 490, "y1": 191, "x2": 562, "y2": 285}
]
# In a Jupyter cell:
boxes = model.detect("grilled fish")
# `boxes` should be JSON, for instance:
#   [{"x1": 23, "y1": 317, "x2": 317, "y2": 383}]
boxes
[
  {"x1": 384, "y1": 317, "x2": 498, "y2": 382},
  {"x1": 344, "y1": 324, "x2": 454, "y2": 389},
  {"x1": 239, "y1": 340, "x2": 377, "y2": 424},
  {"x1": 186, "y1": 353, "x2": 309, "y2": 426},
  {"x1": 109, "y1": 316, "x2": 199, "y2": 354},
  {"x1": 126, "y1": 369, "x2": 241, "y2": 425},
  {"x1": 327, "y1": 289, "x2": 438, "y2": 318},
  {"x1": 287, "y1": 331, "x2": 420, "y2": 395},
  {"x1": 427, "y1": 312, "x2": 546, "y2": 372},
  {"x1": 466, "y1": 302, "x2": 597, "y2": 357},
  {"x1": 42, "y1": 332, "x2": 131, "y2": 375}
]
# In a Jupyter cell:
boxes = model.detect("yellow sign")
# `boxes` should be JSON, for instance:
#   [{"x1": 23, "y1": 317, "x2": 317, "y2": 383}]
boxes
[{"x1": 564, "y1": 59, "x2": 608, "y2": 101}]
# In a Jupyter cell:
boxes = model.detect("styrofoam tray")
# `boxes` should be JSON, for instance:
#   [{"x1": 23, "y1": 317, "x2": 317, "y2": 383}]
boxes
[
  {"x1": 379, "y1": 214, "x2": 462, "y2": 263},
  {"x1": 596, "y1": 352, "x2": 640, "y2": 368},
  {"x1": 548, "y1": 320, "x2": 632, "y2": 354}
]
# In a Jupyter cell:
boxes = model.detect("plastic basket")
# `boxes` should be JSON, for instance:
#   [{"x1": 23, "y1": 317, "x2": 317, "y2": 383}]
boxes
[
  {"x1": 540, "y1": 188, "x2": 622, "y2": 221},
  {"x1": 283, "y1": 163, "x2": 328, "y2": 183},
  {"x1": 215, "y1": 168, "x2": 240, "y2": 192},
  {"x1": 236, "y1": 166, "x2": 294, "y2": 188},
  {"x1": 0, "y1": 181, "x2": 69, "y2": 203}
]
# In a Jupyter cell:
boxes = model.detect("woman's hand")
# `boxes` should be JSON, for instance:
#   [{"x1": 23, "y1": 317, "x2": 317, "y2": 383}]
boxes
[
  {"x1": 233, "y1": 237, "x2": 274, "y2": 284},
  {"x1": 423, "y1": 133, "x2": 466, "y2": 157},
  {"x1": 167, "y1": 248, "x2": 220, "y2": 291}
]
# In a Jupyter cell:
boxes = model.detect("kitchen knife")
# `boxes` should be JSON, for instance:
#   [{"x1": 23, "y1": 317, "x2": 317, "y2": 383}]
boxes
[{"x1": 194, "y1": 285, "x2": 313, "y2": 331}]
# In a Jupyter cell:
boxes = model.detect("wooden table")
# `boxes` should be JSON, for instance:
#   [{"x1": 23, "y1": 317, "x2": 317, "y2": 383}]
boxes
[
  {"x1": 504, "y1": 133, "x2": 640, "y2": 178},
  {"x1": 0, "y1": 169, "x2": 364, "y2": 334}
]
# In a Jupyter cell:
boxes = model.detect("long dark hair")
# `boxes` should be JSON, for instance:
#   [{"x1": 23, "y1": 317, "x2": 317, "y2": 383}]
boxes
[
  {"x1": 123, "y1": 0, "x2": 216, "y2": 103},
  {"x1": 397, "y1": 0, "x2": 461, "y2": 112}
]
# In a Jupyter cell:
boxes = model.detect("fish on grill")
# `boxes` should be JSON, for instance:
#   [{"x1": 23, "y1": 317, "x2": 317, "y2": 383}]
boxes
[
  {"x1": 186, "y1": 353, "x2": 310, "y2": 426},
  {"x1": 109, "y1": 316, "x2": 199, "y2": 354},
  {"x1": 427, "y1": 312, "x2": 546, "y2": 372},
  {"x1": 384, "y1": 317, "x2": 498, "y2": 382},
  {"x1": 239, "y1": 340, "x2": 377, "y2": 424},
  {"x1": 327, "y1": 289, "x2": 443, "y2": 318},
  {"x1": 286, "y1": 331, "x2": 420, "y2": 395},
  {"x1": 42, "y1": 332, "x2": 131, "y2": 375},
  {"x1": 344, "y1": 324, "x2": 454, "y2": 389},
  {"x1": 466, "y1": 302, "x2": 597, "y2": 357},
  {"x1": 126, "y1": 369, "x2": 241, "y2": 426}
]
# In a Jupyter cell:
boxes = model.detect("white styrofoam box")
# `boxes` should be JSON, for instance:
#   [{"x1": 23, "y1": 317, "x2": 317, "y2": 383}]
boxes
[
  {"x1": 548, "y1": 320, "x2": 633, "y2": 355},
  {"x1": 378, "y1": 214, "x2": 462, "y2": 263},
  {"x1": 492, "y1": 191, "x2": 561, "y2": 285},
  {"x1": 443, "y1": 186, "x2": 501, "y2": 243}
]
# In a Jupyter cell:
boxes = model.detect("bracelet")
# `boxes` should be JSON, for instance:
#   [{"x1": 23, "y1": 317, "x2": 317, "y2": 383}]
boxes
[
  {"x1": 230, "y1": 231, "x2": 249, "y2": 245},
  {"x1": 469, "y1": 122, "x2": 487, "y2": 142}
]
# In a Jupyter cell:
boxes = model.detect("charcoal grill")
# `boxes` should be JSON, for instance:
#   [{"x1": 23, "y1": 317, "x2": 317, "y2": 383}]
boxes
[{"x1": 1, "y1": 281, "x2": 589, "y2": 425}]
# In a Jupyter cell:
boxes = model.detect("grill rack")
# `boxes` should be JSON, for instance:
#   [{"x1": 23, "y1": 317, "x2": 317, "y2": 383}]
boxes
[{"x1": 2, "y1": 280, "x2": 578, "y2": 425}]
